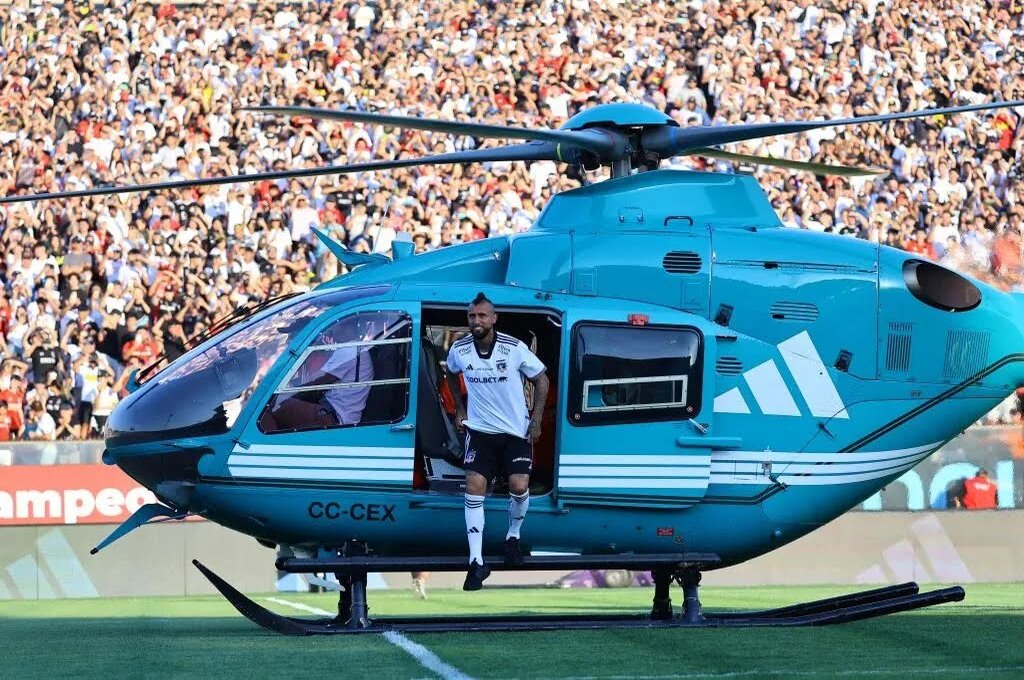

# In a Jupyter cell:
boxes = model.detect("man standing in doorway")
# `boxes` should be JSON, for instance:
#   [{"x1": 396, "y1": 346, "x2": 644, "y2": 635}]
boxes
[{"x1": 445, "y1": 292, "x2": 549, "y2": 590}]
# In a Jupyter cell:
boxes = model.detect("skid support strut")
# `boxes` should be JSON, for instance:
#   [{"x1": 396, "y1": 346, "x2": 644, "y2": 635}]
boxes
[
  {"x1": 680, "y1": 567, "x2": 703, "y2": 624},
  {"x1": 347, "y1": 571, "x2": 370, "y2": 629},
  {"x1": 650, "y1": 567, "x2": 673, "y2": 620},
  {"x1": 193, "y1": 554, "x2": 964, "y2": 636}
]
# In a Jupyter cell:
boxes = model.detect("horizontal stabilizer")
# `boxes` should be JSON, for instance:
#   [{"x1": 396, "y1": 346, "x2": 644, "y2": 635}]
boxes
[
  {"x1": 90, "y1": 502, "x2": 188, "y2": 555},
  {"x1": 311, "y1": 227, "x2": 389, "y2": 269}
]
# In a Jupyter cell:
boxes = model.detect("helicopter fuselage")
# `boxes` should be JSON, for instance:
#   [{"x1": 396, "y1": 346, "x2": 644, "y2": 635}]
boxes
[{"x1": 104, "y1": 170, "x2": 1024, "y2": 567}]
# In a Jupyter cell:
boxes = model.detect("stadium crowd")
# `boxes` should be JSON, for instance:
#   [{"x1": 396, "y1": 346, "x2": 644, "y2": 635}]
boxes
[{"x1": 0, "y1": 0, "x2": 1021, "y2": 440}]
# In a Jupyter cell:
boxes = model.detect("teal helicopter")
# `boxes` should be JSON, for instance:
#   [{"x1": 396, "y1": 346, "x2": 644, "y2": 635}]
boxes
[{"x1": 6, "y1": 99, "x2": 1024, "y2": 634}]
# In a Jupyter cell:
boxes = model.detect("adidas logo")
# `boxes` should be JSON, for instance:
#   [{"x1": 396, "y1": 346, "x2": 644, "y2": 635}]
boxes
[
  {"x1": 467, "y1": 527, "x2": 481, "y2": 534},
  {"x1": 713, "y1": 330, "x2": 848, "y2": 419},
  {"x1": 1, "y1": 528, "x2": 98, "y2": 599},
  {"x1": 856, "y1": 514, "x2": 973, "y2": 584}
]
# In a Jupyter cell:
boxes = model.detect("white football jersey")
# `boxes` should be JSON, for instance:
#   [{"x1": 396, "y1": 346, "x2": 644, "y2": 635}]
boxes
[{"x1": 445, "y1": 332, "x2": 545, "y2": 438}]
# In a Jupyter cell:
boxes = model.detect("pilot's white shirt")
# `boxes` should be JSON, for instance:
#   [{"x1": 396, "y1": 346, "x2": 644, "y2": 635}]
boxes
[
  {"x1": 321, "y1": 346, "x2": 373, "y2": 425},
  {"x1": 446, "y1": 332, "x2": 545, "y2": 438}
]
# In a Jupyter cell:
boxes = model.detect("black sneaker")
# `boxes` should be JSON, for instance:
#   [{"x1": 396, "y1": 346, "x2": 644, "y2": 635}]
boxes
[
  {"x1": 463, "y1": 560, "x2": 491, "y2": 591},
  {"x1": 504, "y1": 537, "x2": 524, "y2": 566}
]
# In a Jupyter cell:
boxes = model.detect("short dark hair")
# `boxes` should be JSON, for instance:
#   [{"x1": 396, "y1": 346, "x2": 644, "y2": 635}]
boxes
[{"x1": 471, "y1": 292, "x2": 491, "y2": 307}]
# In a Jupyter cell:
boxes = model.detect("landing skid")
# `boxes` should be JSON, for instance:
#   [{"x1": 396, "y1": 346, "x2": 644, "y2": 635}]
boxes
[{"x1": 193, "y1": 556, "x2": 964, "y2": 636}]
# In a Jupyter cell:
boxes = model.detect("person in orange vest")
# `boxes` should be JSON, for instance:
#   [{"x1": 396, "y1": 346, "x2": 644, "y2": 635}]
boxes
[{"x1": 961, "y1": 469, "x2": 998, "y2": 510}]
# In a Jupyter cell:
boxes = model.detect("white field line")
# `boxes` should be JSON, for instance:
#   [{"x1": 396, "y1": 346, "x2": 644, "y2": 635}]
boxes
[
  {"x1": 266, "y1": 597, "x2": 474, "y2": 680},
  {"x1": 264, "y1": 597, "x2": 333, "y2": 616},
  {"x1": 558, "y1": 667, "x2": 1024, "y2": 680},
  {"x1": 382, "y1": 630, "x2": 475, "y2": 680}
]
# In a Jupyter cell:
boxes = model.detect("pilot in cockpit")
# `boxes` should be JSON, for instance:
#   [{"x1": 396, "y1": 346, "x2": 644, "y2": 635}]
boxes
[{"x1": 262, "y1": 321, "x2": 374, "y2": 431}]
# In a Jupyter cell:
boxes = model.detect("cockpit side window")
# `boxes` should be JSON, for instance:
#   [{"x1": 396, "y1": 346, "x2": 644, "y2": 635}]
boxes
[{"x1": 258, "y1": 311, "x2": 412, "y2": 434}]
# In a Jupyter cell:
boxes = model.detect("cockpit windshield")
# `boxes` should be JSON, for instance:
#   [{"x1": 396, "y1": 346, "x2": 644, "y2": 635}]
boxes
[
  {"x1": 136, "y1": 292, "x2": 301, "y2": 384},
  {"x1": 105, "y1": 285, "x2": 391, "y2": 444}
]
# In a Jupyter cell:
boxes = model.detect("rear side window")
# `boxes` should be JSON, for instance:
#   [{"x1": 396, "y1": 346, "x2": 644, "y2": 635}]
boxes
[{"x1": 568, "y1": 323, "x2": 703, "y2": 426}]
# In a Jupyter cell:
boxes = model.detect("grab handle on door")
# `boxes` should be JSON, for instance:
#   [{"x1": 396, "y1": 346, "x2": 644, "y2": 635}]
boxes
[
  {"x1": 676, "y1": 436, "x2": 742, "y2": 450},
  {"x1": 390, "y1": 424, "x2": 414, "y2": 432}
]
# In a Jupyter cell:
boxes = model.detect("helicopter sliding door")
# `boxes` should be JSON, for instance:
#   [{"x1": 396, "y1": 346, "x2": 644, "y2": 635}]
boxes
[
  {"x1": 557, "y1": 306, "x2": 717, "y2": 508},
  {"x1": 229, "y1": 303, "x2": 419, "y2": 491}
]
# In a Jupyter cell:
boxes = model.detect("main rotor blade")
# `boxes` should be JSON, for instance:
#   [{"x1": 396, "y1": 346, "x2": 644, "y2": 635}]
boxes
[
  {"x1": 246, "y1": 106, "x2": 618, "y2": 155},
  {"x1": 0, "y1": 143, "x2": 565, "y2": 205},
  {"x1": 645, "y1": 99, "x2": 1024, "y2": 157},
  {"x1": 688, "y1": 147, "x2": 886, "y2": 177}
]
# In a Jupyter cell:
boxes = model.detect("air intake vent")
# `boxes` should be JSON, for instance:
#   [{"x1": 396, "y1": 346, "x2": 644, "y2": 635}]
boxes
[
  {"x1": 715, "y1": 356, "x2": 743, "y2": 375},
  {"x1": 769, "y1": 302, "x2": 819, "y2": 322},
  {"x1": 942, "y1": 329, "x2": 990, "y2": 382},
  {"x1": 885, "y1": 322, "x2": 913, "y2": 373},
  {"x1": 662, "y1": 251, "x2": 702, "y2": 274}
]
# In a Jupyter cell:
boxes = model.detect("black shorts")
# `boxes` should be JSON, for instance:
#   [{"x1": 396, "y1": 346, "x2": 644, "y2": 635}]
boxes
[
  {"x1": 463, "y1": 427, "x2": 533, "y2": 481},
  {"x1": 76, "y1": 401, "x2": 93, "y2": 428}
]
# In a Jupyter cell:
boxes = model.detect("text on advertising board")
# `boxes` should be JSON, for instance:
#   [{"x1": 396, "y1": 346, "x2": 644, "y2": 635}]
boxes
[{"x1": 0, "y1": 465, "x2": 158, "y2": 525}]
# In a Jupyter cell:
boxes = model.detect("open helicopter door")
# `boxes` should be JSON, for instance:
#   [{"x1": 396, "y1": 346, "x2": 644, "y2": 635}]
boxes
[
  {"x1": 556, "y1": 306, "x2": 719, "y2": 508},
  {"x1": 230, "y1": 303, "x2": 419, "y2": 490}
]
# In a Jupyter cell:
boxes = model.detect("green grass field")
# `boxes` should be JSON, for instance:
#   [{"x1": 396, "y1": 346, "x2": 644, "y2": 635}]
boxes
[{"x1": 1, "y1": 584, "x2": 1022, "y2": 679}]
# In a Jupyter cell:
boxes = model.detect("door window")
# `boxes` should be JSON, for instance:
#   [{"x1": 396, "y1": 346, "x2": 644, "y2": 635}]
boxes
[
  {"x1": 258, "y1": 311, "x2": 412, "y2": 433},
  {"x1": 568, "y1": 323, "x2": 702, "y2": 425}
]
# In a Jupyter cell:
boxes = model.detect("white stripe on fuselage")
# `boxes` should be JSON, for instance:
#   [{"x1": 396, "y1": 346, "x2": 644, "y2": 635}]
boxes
[
  {"x1": 231, "y1": 444, "x2": 413, "y2": 458},
  {"x1": 744, "y1": 359, "x2": 801, "y2": 416},
  {"x1": 560, "y1": 454, "x2": 710, "y2": 466},
  {"x1": 712, "y1": 442, "x2": 939, "y2": 464},
  {"x1": 713, "y1": 387, "x2": 750, "y2": 414},
  {"x1": 559, "y1": 466, "x2": 710, "y2": 478},
  {"x1": 712, "y1": 454, "x2": 927, "y2": 476},
  {"x1": 778, "y1": 331, "x2": 849, "y2": 419},
  {"x1": 710, "y1": 460, "x2": 924, "y2": 486},
  {"x1": 708, "y1": 442, "x2": 942, "y2": 486},
  {"x1": 223, "y1": 440, "x2": 941, "y2": 489},
  {"x1": 227, "y1": 467, "x2": 409, "y2": 482},
  {"x1": 227, "y1": 455, "x2": 411, "y2": 469},
  {"x1": 559, "y1": 477, "x2": 708, "y2": 489}
]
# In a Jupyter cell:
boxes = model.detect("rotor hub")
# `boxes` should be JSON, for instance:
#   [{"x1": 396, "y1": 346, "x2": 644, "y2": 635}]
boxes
[{"x1": 561, "y1": 103, "x2": 678, "y2": 131}]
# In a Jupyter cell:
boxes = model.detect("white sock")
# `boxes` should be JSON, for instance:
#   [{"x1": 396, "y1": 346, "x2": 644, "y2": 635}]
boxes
[
  {"x1": 506, "y1": 491, "x2": 529, "y2": 540},
  {"x1": 464, "y1": 494, "x2": 485, "y2": 564}
]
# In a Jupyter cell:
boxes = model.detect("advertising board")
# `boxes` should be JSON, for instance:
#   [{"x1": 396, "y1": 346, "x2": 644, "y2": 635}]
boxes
[
  {"x1": 863, "y1": 427, "x2": 1023, "y2": 510},
  {"x1": 0, "y1": 464, "x2": 157, "y2": 526}
]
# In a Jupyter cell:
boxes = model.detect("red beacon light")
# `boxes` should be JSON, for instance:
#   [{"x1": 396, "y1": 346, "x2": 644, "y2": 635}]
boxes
[{"x1": 627, "y1": 313, "x2": 649, "y2": 326}]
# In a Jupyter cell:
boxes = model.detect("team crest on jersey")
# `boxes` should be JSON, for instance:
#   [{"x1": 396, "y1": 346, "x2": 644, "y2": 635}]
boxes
[
  {"x1": 496, "y1": 359, "x2": 507, "y2": 372},
  {"x1": 464, "y1": 448, "x2": 477, "y2": 464}
]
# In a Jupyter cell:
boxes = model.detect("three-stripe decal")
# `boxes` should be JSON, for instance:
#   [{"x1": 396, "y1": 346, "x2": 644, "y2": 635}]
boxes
[
  {"x1": 225, "y1": 440, "x2": 937, "y2": 489},
  {"x1": 744, "y1": 359, "x2": 801, "y2": 416},
  {"x1": 707, "y1": 442, "x2": 941, "y2": 486},
  {"x1": 714, "y1": 331, "x2": 848, "y2": 418},
  {"x1": 557, "y1": 442, "x2": 937, "y2": 492},
  {"x1": 558, "y1": 454, "x2": 711, "y2": 492},
  {"x1": 779, "y1": 332, "x2": 849, "y2": 418},
  {"x1": 228, "y1": 444, "x2": 413, "y2": 482},
  {"x1": 713, "y1": 387, "x2": 750, "y2": 414}
]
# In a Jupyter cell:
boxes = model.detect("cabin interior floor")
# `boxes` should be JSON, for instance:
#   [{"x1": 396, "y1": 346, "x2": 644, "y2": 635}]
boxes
[{"x1": 414, "y1": 306, "x2": 561, "y2": 497}]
